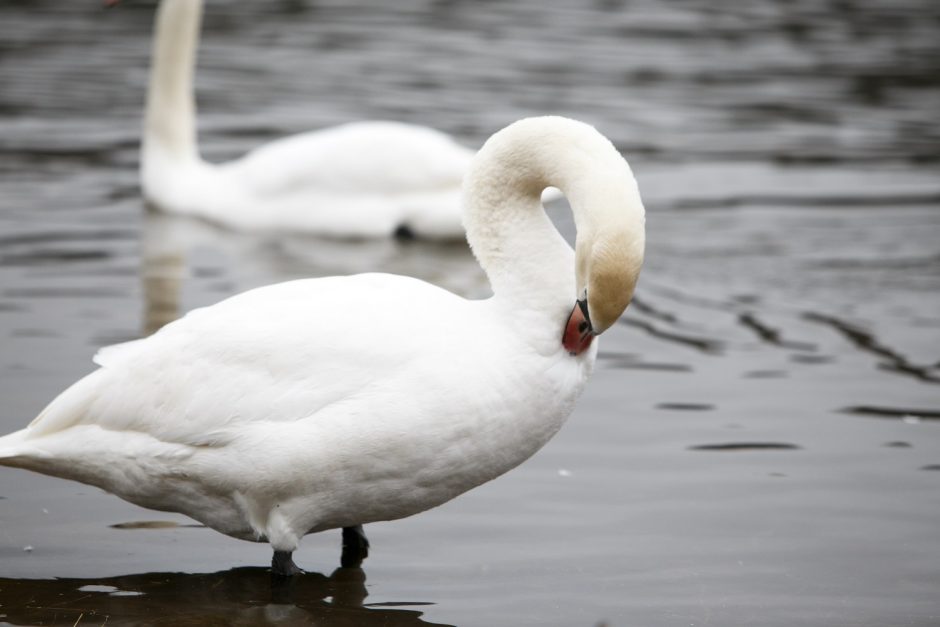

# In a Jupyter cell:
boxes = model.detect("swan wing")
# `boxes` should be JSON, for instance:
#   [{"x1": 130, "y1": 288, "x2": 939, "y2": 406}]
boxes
[{"x1": 28, "y1": 274, "x2": 463, "y2": 448}]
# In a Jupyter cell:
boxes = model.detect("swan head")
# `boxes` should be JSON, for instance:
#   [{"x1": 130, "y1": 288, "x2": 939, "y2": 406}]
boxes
[
  {"x1": 564, "y1": 167, "x2": 645, "y2": 355},
  {"x1": 563, "y1": 230, "x2": 644, "y2": 355}
]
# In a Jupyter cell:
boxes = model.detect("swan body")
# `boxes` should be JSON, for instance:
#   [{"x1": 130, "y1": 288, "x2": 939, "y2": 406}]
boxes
[
  {"x1": 147, "y1": 121, "x2": 473, "y2": 239},
  {"x1": 141, "y1": 0, "x2": 474, "y2": 239},
  {"x1": 0, "y1": 117, "x2": 645, "y2": 571}
]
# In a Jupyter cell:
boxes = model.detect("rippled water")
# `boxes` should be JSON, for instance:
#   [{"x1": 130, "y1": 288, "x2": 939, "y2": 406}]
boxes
[{"x1": 1, "y1": 0, "x2": 939, "y2": 625}]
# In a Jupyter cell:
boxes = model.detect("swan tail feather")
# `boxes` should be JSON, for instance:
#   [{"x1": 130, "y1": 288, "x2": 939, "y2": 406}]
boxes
[
  {"x1": 0, "y1": 429, "x2": 38, "y2": 468},
  {"x1": 27, "y1": 369, "x2": 104, "y2": 437}
]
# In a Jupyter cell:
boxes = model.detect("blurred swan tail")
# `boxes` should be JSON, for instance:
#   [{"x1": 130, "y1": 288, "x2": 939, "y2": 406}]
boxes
[
  {"x1": 26, "y1": 369, "x2": 104, "y2": 437},
  {"x1": 0, "y1": 429, "x2": 33, "y2": 467}
]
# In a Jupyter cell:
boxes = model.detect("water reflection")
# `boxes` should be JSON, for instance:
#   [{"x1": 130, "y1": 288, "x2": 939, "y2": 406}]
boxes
[
  {"x1": 140, "y1": 211, "x2": 488, "y2": 334},
  {"x1": 0, "y1": 565, "x2": 452, "y2": 627}
]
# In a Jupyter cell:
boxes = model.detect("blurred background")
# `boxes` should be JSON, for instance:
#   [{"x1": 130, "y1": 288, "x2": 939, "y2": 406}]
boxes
[{"x1": 0, "y1": 1, "x2": 938, "y2": 625}]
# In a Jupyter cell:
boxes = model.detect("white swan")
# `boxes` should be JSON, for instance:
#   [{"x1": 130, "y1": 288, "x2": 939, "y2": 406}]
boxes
[
  {"x1": 0, "y1": 117, "x2": 645, "y2": 575},
  {"x1": 139, "y1": 0, "x2": 476, "y2": 239}
]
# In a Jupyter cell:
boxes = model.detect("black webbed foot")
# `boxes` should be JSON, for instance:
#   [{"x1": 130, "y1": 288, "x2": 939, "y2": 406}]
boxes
[{"x1": 271, "y1": 550, "x2": 304, "y2": 577}]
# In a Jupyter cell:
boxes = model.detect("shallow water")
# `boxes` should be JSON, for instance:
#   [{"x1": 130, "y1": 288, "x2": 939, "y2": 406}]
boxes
[{"x1": 1, "y1": 0, "x2": 939, "y2": 625}]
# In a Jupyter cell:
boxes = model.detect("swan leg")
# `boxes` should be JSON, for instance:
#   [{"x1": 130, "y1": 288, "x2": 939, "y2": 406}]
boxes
[
  {"x1": 271, "y1": 550, "x2": 304, "y2": 577},
  {"x1": 341, "y1": 525, "x2": 370, "y2": 568},
  {"x1": 342, "y1": 525, "x2": 370, "y2": 550}
]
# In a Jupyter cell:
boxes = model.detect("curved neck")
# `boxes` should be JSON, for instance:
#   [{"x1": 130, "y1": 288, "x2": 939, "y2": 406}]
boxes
[
  {"x1": 463, "y1": 117, "x2": 643, "y2": 323},
  {"x1": 143, "y1": 0, "x2": 203, "y2": 164}
]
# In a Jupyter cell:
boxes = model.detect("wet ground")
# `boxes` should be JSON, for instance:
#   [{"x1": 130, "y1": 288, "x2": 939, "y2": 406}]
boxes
[{"x1": 1, "y1": 0, "x2": 939, "y2": 625}]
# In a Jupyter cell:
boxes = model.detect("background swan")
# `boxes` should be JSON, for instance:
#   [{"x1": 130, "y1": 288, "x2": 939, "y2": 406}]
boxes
[
  {"x1": 0, "y1": 116, "x2": 645, "y2": 575},
  {"x1": 140, "y1": 0, "x2": 476, "y2": 239}
]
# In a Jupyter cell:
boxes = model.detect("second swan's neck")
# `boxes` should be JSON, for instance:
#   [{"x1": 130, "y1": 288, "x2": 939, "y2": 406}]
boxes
[
  {"x1": 143, "y1": 0, "x2": 203, "y2": 166},
  {"x1": 462, "y1": 117, "x2": 644, "y2": 339}
]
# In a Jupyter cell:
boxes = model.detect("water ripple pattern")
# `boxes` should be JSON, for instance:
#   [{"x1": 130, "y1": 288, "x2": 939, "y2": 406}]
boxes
[{"x1": 0, "y1": 1, "x2": 938, "y2": 626}]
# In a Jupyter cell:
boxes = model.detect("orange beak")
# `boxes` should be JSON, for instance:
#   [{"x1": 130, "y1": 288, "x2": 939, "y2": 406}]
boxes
[{"x1": 562, "y1": 300, "x2": 594, "y2": 356}]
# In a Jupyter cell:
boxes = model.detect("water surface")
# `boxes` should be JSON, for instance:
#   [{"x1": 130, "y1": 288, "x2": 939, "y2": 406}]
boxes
[{"x1": 1, "y1": 0, "x2": 939, "y2": 625}]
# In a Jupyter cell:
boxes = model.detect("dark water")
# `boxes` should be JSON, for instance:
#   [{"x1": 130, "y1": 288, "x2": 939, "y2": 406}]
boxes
[{"x1": 1, "y1": 0, "x2": 939, "y2": 625}]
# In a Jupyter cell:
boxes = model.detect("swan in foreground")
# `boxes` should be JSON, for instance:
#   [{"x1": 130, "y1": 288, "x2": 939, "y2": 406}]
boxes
[
  {"x1": 0, "y1": 117, "x2": 645, "y2": 575},
  {"x1": 137, "y1": 0, "x2": 477, "y2": 239}
]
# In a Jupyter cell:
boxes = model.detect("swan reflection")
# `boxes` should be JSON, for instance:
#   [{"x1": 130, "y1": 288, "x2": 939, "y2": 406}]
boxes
[
  {"x1": 0, "y1": 564, "x2": 452, "y2": 627},
  {"x1": 141, "y1": 211, "x2": 488, "y2": 335}
]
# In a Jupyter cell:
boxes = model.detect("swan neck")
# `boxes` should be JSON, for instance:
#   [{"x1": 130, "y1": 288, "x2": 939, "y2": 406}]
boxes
[
  {"x1": 463, "y1": 118, "x2": 643, "y2": 320},
  {"x1": 143, "y1": 0, "x2": 202, "y2": 164}
]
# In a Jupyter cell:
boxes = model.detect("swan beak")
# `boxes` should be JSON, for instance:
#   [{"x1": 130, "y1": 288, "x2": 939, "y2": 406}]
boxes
[{"x1": 563, "y1": 299, "x2": 595, "y2": 356}]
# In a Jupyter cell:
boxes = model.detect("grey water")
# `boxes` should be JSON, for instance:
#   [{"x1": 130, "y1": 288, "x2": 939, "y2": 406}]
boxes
[{"x1": 1, "y1": 0, "x2": 939, "y2": 625}]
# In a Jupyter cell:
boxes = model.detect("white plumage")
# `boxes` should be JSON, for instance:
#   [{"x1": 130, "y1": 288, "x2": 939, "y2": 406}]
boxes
[{"x1": 0, "y1": 116, "x2": 646, "y2": 572}]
